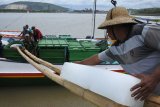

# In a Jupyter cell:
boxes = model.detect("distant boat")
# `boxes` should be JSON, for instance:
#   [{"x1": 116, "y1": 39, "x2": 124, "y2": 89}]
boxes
[
  {"x1": 1, "y1": 32, "x2": 107, "y2": 63},
  {"x1": 134, "y1": 17, "x2": 160, "y2": 25},
  {"x1": 0, "y1": 30, "x2": 21, "y2": 39}
]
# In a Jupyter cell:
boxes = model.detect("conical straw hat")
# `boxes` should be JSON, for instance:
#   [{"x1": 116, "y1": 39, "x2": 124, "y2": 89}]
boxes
[{"x1": 98, "y1": 7, "x2": 137, "y2": 29}]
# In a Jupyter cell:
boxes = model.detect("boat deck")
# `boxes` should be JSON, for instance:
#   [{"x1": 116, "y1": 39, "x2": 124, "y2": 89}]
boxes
[
  {"x1": 0, "y1": 59, "x2": 123, "y2": 86},
  {"x1": 0, "y1": 59, "x2": 123, "y2": 77}
]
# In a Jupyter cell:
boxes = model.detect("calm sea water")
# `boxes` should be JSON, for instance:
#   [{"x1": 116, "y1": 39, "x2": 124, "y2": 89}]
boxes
[
  {"x1": 0, "y1": 13, "x2": 159, "y2": 38},
  {"x1": 0, "y1": 13, "x2": 106, "y2": 38},
  {"x1": 0, "y1": 86, "x2": 97, "y2": 107}
]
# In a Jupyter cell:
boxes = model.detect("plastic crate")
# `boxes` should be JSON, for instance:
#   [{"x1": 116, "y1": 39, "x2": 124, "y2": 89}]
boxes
[
  {"x1": 38, "y1": 47, "x2": 67, "y2": 64},
  {"x1": 44, "y1": 35, "x2": 57, "y2": 39},
  {"x1": 67, "y1": 40, "x2": 82, "y2": 48},
  {"x1": 68, "y1": 47, "x2": 100, "y2": 62},
  {"x1": 59, "y1": 35, "x2": 71, "y2": 39},
  {"x1": 79, "y1": 40, "x2": 100, "y2": 49},
  {"x1": 2, "y1": 48, "x2": 25, "y2": 62},
  {"x1": 38, "y1": 38, "x2": 68, "y2": 47}
]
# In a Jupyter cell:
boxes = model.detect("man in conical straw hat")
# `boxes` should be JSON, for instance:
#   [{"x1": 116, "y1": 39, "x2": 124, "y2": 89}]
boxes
[{"x1": 76, "y1": 6, "x2": 160, "y2": 101}]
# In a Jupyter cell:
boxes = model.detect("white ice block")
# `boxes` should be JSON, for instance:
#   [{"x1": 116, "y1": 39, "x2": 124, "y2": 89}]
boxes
[
  {"x1": 60, "y1": 62, "x2": 144, "y2": 107},
  {"x1": 2, "y1": 40, "x2": 9, "y2": 45},
  {"x1": 10, "y1": 44, "x2": 22, "y2": 48}
]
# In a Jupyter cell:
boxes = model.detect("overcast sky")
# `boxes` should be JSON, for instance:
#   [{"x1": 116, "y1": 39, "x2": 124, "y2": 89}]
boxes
[{"x1": 0, "y1": 0, "x2": 160, "y2": 10}]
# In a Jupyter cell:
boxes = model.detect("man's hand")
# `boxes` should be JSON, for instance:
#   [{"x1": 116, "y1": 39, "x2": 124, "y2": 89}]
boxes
[
  {"x1": 74, "y1": 54, "x2": 100, "y2": 65},
  {"x1": 130, "y1": 73, "x2": 159, "y2": 101}
]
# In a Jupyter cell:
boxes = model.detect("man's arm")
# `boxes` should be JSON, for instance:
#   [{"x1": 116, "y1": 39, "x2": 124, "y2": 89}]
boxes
[
  {"x1": 130, "y1": 25, "x2": 160, "y2": 100},
  {"x1": 18, "y1": 32, "x2": 23, "y2": 36},
  {"x1": 75, "y1": 49, "x2": 115, "y2": 65},
  {"x1": 75, "y1": 54, "x2": 101, "y2": 65}
]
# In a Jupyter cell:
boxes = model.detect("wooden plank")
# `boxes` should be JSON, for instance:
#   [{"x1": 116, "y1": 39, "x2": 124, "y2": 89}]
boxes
[
  {"x1": 84, "y1": 90, "x2": 127, "y2": 107},
  {"x1": 144, "y1": 101, "x2": 160, "y2": 107},
  {"x1": 144, "y1": 95, "x2": 160, "y2": 107}
]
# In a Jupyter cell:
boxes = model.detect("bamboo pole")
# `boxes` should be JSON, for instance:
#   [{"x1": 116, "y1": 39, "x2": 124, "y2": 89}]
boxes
[
  {"x1": 16, "y1": 46, "x2": 127, "y2": 107},
  {"x1": 22, "y1": 48, "x2": 61, "y2": 74},
  {"x1": 16, "y1": 47, "x2": 63, "y2": 84},
  {"x1": 16, "y1": 47, "x2": 160, "y2": 107}
]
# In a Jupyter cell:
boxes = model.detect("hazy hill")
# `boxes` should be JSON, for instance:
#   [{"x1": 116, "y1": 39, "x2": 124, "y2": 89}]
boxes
[
  {"x1": 0, "y1": 1, "x2": 70, "y2": 12},
  {"x1": 129, "y1": 8, "x2": 160, "y2": 16}
]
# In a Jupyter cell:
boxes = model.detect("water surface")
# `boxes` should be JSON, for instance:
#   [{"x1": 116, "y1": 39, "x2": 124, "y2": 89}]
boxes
[{"x1": 0, "y1": 13, "x2": 106, "y2": 38}]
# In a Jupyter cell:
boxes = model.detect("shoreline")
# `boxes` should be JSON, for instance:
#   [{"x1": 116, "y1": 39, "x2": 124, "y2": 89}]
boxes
[{"x1": 0, "y1": 12, "x2": 160, "y2": 16}]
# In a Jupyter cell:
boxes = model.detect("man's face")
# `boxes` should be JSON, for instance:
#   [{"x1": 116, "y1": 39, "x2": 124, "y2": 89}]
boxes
[
  {"x1": 106, "y1": 24, "x2": 129, "y2": 42},
  {"x1": 106, "y1": 27, "x2": 116, "y2": 40}
]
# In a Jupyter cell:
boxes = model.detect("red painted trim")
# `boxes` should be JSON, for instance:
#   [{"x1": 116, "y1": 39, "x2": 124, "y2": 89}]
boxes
[
  {"x1": 112, "y1": 70, "x2": 126, "y2": 73},
  {"x1": 0, "y1": 73, "x2": 45, "y2": 78},
  {"x1": 2, "y1": 35, "x2": 22, "y2": 39},
  {"x1": 0, "y1": 30, "x2": 21, "y2": 32}
]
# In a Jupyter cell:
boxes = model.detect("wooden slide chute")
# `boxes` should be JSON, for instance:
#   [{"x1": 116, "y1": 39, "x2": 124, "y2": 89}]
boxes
[{"x1": 16, "y1": 47, "x2": 160, "y2": 107}]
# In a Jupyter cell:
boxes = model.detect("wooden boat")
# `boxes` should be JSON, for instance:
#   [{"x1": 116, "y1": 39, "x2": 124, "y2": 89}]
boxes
[
  {"x1": 0, "y1": 30, "x2": 21, "y2": 39},
  {"x1": 0, "y1": 59, "x2": 55, "y2": 86},
  {"x1": 14, "y1": 47, "x2": 160, "y2": 107},
  {"x1": 0, "y1": 32, "x2": 107, "y2": 64},
  {"x1": 135, "y1": 17, "x2": 160, "y2": 24},
  {"x1": 2, "y1": 44, "x2": 159, "y2": 107}
]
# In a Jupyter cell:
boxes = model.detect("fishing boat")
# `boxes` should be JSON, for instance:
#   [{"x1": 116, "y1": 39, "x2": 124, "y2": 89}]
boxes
[
  {"x1": 0, "y1": 31, "x2": 114, "y2": 85},
  {"x1": 135, "y1": 17, "x2": 160, "y2": 25},
  {"x1": 0, "y1": 33, "x2": 107, "y2": 64}
]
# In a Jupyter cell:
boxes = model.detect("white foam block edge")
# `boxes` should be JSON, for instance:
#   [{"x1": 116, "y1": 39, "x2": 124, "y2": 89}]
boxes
[
  {"x1": 60, "y1": 62, "x2": 144, "y2": 107},
  {"x1": 10, "y1": 44, "x2": 22, "y2": 48}
]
